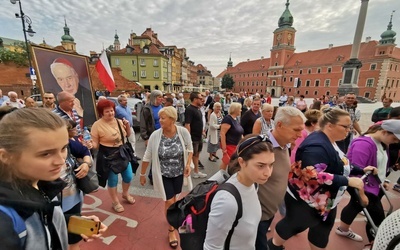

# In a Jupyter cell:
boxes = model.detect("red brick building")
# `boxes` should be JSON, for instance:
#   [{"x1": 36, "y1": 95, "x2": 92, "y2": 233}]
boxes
[{"x1": 223, "y1": 1, "x2": 400, "y2": 102}]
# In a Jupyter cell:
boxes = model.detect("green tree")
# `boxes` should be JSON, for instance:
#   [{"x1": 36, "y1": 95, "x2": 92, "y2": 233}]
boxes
[
  {"x1": 221, "y1": 73, "x2": 235, "y2": 90},
  {"x1": 0, "y1": 43, "x2": 29, "y2": 66}
]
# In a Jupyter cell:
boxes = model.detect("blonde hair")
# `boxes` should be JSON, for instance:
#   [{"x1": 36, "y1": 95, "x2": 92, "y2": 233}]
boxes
[
  {"x1": 229, "y1": 102, "x2": 242, "y2": 115},
  {"x1": 159, "y1": 106, "x2": 177, "y2": 122},
  {"x1": 261, "y1": 103, "x2": 274, "y2": 112},
  {"x1": 213, "y1": 102, "x2": 222, "y2": 109},
  {"x1": 0, "y1": 108, "x2": 67, "y2": 186},
  {"x1": 319, "y1": 108, "x2": 349, "y2": 129}
]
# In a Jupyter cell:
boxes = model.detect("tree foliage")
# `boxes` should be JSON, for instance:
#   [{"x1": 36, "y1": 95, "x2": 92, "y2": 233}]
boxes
[
  {"x1": 0, "y1": 42, "x2": 29, "y2": 66},
  {"x1": 221, "y1": 73, "x2": 235, "y2": 90}
]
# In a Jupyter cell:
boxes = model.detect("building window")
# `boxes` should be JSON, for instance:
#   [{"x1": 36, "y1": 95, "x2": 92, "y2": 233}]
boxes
[
  {"x1": 153, "y1": 59, "x2": 158, "y2": 66},
  {"x1": 315, "y1": 80, "x2": 320, "y2": 87},
  {"x1": 317, "y1": 68, "x2": 321, "y2": 73},
  {"x1": 366, "y1": 78, "x2": 374, "y2": 87},
  {"x1": 370, "y1": 64, "x2": 377, "y2": 70},
  {"x1": 290, "y1": 70, "x2": 294, "y2": 73},
  {"x1": 299, "y1": 69, "x2": 303, "y2": 74},
  {"x1": 288, "y1": 88, "x2": 292, "y2": 92},
  {"x1": 140, "y1": 59, "x2": 146, "y2": 66},
  {"x1": 305, "y1": 90, "x2": 309, "y2": 95},
  {"x1": 273, "y1": 71, "x2": 277, "y2": 75},
  {"x1": 141, "y1": 70, "x2": 146, "y2": 78},
  {"x1": 327, "y1": 67, "x2": 332, "y2": 73},
  {"x1": 308, "y1": 68, "x2": 311, "y2": 74},
  {"x1": 163, "y1": 61, "x2": 167, "y2": 67},
  {"x1": 115, "y1": 58, "x2": 120, "y2": 66},
  {"x1": 338, "y1": 79, "x2": 343, "y2": 85},
  {"x1": 314, "y1": 90, "x2": 318, "y2": 96},
  {"x1": 364, "y1": 92, "x2": 370, "y2": 98},
  {"x1": 306, "y1": 80, "x2": 310, "y2": 87},
  {"x1": 324, "y1": 79, "x2": 330, "y2": 87},
  {"x1": 272, "y1": 80, "x2": 276, "y2": 87},
  {"x1": 326, "y1": 91, "x2": 330, "y2": 96},
  {"x1": 132, "y1": 71, "x2": 137, "y2": 77},
  {"x1": 144, "y1": 48, "x2": 149, "y2": 54},
  {"x1": 283, "y1": 77, "x2": 286, "y2": 82},
  {"x1": 132, "y1": 60, "x2": 136, "y2": 65},
  {"x1": 154, "y1": 71, "x2": 159, "y2": 78}
]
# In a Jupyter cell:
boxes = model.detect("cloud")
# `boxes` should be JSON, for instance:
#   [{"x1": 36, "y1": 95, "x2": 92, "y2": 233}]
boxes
[{"x1": 1, "y1": 0, "x2": 397, "y2": 76}]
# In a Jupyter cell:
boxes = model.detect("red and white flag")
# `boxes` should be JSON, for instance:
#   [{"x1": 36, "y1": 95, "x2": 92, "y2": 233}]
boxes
[{"x1": 95, "y1": 51, "x2": 115, "y2": 92}]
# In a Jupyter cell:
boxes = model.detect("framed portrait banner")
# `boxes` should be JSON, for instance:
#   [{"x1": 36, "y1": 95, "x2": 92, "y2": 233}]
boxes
[{"x1": 31, "y1": 45, "x2": 97, "y2": 126}]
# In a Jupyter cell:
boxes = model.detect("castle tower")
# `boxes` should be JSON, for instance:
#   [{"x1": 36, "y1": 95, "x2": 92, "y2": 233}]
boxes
[
  {"x1": 270, "y1": 0, "x2": 296, "y2": 67},
  {"x1": 114, "y1": 30, "x2": 121, "y2": 51},
  {"x1": 60, "y1": 18, "x2": 76, "y2": 52}
]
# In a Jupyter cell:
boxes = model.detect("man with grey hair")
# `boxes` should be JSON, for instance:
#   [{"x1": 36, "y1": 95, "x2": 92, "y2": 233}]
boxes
[
  {"x1": 116, "y1": 94, "x2": 137, "y2": 154},
  {"x1": 256, "y1": 106, "x2": 306, "y2": 250},
  {"x1": 1, "y1": 91, "x2": 25, "y2": 108},
  {"x1": 53, "y1": 91, "x2": 81, "y2": 135},
  {"x1": 140, "y1": 90, "x2": 164, "y2": 184}
]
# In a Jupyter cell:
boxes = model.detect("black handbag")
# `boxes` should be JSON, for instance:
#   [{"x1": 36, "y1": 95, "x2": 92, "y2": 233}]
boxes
[
  {"x1": 68, "y1": 147, "x2": 99, "y2": 194},
  {"x1": 76, "y1": 167, "x2": 99, "y2": 194},
  {"x1": 116, "y1": 119, "x2": 140, "y2": 174}
]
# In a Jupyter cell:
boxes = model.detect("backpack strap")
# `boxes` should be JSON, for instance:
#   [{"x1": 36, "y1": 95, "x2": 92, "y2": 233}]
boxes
[
  {"x1": 387, "y1": 234, "x2": 400, "y2": 250},
  {"x1": 216, "y1": 183, "x2": 242, "y2": 250},
  {"x1": 0, "y1": 205, "x2": 27, "y2": 248}
]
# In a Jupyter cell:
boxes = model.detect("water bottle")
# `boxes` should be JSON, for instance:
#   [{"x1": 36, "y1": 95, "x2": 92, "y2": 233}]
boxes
[{"x1": 83, "y1": 127, "x2": 91, "y2": 141}]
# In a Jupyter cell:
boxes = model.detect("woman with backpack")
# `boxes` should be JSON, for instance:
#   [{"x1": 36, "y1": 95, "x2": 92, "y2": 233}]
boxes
[
  {"x1": 204, "y1": 134, "x2": 274, "y2": 250},
  {"x1": 0, "y1": 109, "x2": 106, "y2": 250}
]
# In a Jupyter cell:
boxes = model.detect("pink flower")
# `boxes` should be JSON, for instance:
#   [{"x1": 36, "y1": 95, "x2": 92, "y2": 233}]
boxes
[
  {"x1": 310, "y1": 193, "x2": 328, "y2": 208},
  {"x1": 306, "y1": 180, "x2": 319, "y2": 194},
  {"x1": 317, "y1": 173, "x2": 333, "y2": 185},
  {"x1": 298, "y1": 187, "x2": 310, "y2": 201},
  {"x1": 301, "y1": 166, "x2": 317, "y2": 182},
  {"x1": 289, "y1": 178, "x2": 305, "y2": 189}
]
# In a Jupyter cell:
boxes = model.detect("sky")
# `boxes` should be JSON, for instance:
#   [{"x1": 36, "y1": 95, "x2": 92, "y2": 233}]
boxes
[{"x1": 0, "y1": 0, "x2": 398, "y2": 77}]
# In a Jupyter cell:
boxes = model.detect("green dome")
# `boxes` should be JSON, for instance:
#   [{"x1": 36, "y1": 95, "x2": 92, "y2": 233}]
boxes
[
  {"x1": 381, "y1": 29, "x2": 396, "y2": 39},
  {"x1": 61, "y1": 20, "x2": 74, "y2": 42},
  {"x1": 379, "y1": 12, "x2": 396, "y2": 45},
  {"x1": 278, "y1": 0, "x2": 293, "y2": 28}
]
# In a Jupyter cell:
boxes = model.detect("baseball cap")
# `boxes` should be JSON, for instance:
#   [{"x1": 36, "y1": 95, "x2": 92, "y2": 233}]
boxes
[{"x1": 381, "y1": 119, "x2": 400, "y2": 139}]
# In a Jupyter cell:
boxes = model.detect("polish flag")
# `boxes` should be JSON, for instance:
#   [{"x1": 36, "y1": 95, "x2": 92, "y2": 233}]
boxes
[{"x1": 95, "y1": 51, "x2": 115, "y2": 92}]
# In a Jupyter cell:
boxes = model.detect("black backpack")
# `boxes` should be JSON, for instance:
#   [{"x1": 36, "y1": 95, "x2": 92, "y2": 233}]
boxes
[{"x1": 167, "y1": 180, "x2": 242, "y2": 250}]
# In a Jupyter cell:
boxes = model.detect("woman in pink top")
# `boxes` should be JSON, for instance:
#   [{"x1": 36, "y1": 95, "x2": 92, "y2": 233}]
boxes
[
  {"x1": 296, "y1": 95, "x2": 308, "y2": 113},
  {"x1": 290, "y1": 109, "x2": 322, "y2": 163}
]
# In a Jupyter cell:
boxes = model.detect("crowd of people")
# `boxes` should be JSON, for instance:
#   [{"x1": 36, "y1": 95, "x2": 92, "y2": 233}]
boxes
[{"x1": 0, "y1": 87, "x2": 399, "y2": 250}]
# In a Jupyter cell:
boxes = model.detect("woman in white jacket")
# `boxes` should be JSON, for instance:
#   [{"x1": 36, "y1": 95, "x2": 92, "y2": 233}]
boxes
[
  {"x1": 207, "y1": 102, "x2": 223, "y2": 162},
  {"x1": 140, "y1": 106, "x2": 193, "y2": 249}
]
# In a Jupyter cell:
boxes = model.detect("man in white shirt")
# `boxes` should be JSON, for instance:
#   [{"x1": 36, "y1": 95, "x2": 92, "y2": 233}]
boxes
[{"x1": 1, "y1": 91, "x2": 25, "y2": 108}]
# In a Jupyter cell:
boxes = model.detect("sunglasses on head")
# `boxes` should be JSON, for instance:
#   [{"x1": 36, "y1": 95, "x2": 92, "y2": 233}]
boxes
[{"x1": 236, "y1": 135, "x2": 272, "y2": 156}]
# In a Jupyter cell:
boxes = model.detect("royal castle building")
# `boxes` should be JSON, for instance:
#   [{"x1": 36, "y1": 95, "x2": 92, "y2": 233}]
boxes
[{"x1": 221, "y1": 0, "x2": 400, "y2": 102}]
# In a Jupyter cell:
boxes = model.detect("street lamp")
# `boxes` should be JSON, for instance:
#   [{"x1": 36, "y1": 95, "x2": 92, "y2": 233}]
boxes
[{"x1": 10, "y1": 0, "x2": 37, "y2": 94}]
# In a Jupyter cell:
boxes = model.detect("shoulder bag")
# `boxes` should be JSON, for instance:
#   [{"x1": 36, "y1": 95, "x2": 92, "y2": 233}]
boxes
[{"x1": 116, "y1": 119, "x2": 140, "y2": 173}]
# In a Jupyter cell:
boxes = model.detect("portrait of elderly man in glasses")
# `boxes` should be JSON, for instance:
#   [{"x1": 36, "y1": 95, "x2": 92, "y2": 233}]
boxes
[{"x1": 50, "y1": 57, "x2": 96, "y2": 126}]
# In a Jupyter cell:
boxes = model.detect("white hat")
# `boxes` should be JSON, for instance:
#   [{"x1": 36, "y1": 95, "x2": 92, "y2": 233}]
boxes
[{"x1": 381, "y1": 119, "x2": 400, "y2": 139}]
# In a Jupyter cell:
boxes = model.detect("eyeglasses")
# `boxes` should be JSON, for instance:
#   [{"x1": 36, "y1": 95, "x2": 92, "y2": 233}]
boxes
[
  {"x1": 336, "y1": 124, "x2": 351, "y2": 130},
  {"x1": 44, "y1": 97, "x2": 54, "y2": 99}
]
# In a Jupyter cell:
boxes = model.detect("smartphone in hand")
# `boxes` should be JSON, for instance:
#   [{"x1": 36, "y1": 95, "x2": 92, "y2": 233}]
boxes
[{"x1": 68, "y1": 216, "x2": 100, "y2": 236}]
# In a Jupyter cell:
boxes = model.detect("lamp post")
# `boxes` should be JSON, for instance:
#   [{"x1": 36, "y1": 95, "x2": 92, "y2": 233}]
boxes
[{"x1": 10, "y1": 0, "x2": 37, "y2": 94}]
